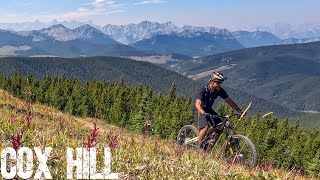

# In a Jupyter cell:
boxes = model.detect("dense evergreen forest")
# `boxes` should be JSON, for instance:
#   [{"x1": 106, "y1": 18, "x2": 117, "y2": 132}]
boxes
[
  {"x1": 0, "y1": 56, "x2": 311, "y2": 119},
  {"x1": 0, "y1": 73, "x2": 319, "y2": 177}
]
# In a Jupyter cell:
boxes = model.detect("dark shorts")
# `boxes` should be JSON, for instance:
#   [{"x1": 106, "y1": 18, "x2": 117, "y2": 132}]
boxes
[{"x1": 194, "y1": 110, "x2": 222, "y2": 129}]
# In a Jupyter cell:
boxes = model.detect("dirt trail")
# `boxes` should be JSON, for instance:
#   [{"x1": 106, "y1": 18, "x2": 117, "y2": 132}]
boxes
[{"x1": 73, "y1": 117, "x2": 108, "y2": 134}]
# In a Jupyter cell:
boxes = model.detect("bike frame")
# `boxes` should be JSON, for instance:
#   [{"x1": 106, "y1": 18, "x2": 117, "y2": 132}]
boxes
[
  {"x1": 183, "y1": 115, "x2": 237, "y2": 147},
  {"x1": 201, "y1": 101, "x2": 253, "y2": 152},
  {"x1": 201, "y1": 115, "x2": 237, "y2": 151}
]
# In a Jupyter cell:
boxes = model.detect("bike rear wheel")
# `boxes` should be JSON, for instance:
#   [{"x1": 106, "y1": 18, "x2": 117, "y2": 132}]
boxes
[
  {"x1": 223, "y1": 135, "x2": 257, "y2": 168},
  {"x1": 176, "y1": 125, "x2": 199, "y2": 149}
]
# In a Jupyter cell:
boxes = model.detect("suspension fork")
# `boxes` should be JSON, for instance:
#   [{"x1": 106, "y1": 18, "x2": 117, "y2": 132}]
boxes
[{"x1": 225, "y1": 127, "x2": 237, "y2": 155}]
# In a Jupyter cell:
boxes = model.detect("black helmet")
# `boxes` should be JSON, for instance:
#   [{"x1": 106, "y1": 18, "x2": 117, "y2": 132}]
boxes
[{"x1": 210, "y1": 72, "x2": 227, "y2": 82}]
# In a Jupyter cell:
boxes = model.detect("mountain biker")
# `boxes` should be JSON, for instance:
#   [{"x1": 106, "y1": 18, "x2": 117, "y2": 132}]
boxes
[{"x1": 193, "y1": 72, "x2": 243, "y2": 143}]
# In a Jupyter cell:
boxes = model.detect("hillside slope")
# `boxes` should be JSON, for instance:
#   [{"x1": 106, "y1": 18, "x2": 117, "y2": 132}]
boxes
[
  {"x1": 0, "y1": 56, "x2": 306, "y2": 119},
  {"x1": 169, "y1": 41, "x2": 320, "y2": 112},
  {"x1": 0, "y1": 89, "x2": 312, "y2": 179}
]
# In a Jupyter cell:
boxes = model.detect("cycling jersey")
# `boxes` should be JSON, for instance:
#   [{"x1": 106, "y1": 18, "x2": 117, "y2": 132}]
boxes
[{"x1": 193, "y1": 85, "x2": 228, "y2": 112}]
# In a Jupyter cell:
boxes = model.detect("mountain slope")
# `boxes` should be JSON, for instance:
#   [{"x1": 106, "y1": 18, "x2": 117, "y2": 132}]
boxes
[
  {"x1": 38, "y1": 24, "x2": 118, "y2": 44},
  {"x1": 1, "y1": 89, "x2": 312, "y2": 179},
  {"x1": 0, "y1": 56, "x2": 308, "y2": 119},
  {"x1": 171, "y1": 41, "x2": 320, "y2": 111},
  {"x1": 131, "y1": 30, "x2": 244, "y2": 57},
  {"x1": 233, "y1": 30, "x2": 281, "y2": 48},
  {"x1": 102, "y1": 21, "x2": 179, "y2": 44},
  {"x1": 0, "y1": 25, "x2": 146, "y2": 57},
  {"x1": 280, "y1": 37, "x2": 320, "y2": 45},
  {"x1": 103, "y1": 20, "x2": 244, "y2": 49},
  {"x1": 0, "y1": 29, "x2": 35, "y2": 47}
]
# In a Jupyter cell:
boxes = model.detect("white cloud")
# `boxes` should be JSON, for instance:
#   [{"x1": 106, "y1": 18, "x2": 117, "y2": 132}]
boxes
[
  {"x1": 68, "y1": 0, "x2": 125, "y2": 17},
  {"x1": 134, "y1": 0, "x2": 166, "y2": 5},
  {"x1": 0, "y1": 0, "x2": 125, "y2": 23}
]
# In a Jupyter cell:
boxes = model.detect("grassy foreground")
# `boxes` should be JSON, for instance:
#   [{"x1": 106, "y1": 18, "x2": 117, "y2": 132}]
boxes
[{"x1": 0, "y1": 89, "x2": 308, "y2": 179}]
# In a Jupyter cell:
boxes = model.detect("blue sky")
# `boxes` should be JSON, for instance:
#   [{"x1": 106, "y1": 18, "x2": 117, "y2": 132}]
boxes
[{"x1": 0, "y1": 0, "x2": 319, "y2": 29}]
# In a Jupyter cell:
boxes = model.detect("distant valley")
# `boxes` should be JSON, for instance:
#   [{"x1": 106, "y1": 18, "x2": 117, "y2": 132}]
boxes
[{"x1": 165, "y1": 41, "x2": 320, "y2": 113}]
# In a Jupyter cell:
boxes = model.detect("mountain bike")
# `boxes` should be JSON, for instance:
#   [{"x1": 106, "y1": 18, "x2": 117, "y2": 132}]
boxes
[{"x1": 176, "y1": 103, "x2": 257, "y2": 168}]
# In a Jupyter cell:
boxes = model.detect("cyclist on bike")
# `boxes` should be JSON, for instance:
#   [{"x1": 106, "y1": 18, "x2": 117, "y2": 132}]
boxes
[{"x1": 193, "y1": 72, "x2": 243, "y2": 143}]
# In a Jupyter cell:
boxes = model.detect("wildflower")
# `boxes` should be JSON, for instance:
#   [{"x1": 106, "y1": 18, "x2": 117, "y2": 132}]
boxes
[
  {"x1": 106, "y1": 131, "x2": 119, "y2": 151},
  {"x1": 83, "y1": 121, "x2": 99, "y2": 149}
]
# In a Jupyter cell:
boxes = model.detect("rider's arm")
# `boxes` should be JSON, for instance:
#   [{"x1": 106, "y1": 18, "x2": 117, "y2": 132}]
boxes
[
  {"x1": 219, "y1": 88, "x2": 241, "y2": 113},
  {"x1": 225, "y1": 97, "x2": 242, "y2": 112},
  {"x1": 195, "y1": 99, "x2": 206, "y2": 115}
]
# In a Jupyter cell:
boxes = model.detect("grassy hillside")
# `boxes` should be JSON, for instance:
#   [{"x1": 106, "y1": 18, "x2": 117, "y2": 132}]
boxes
[
  {"x1": 169, "y1": 41, "x2": 320, "y2": 112},
  {"x1": 0, "y1": 56, "x2": 309, "y2": 120},
  {"x1": 0, "y1": 89, "x2": 312, "y2": 179}
]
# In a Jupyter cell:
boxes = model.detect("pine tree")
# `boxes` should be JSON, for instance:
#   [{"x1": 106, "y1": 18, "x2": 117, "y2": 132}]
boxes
[
  {"x1": 109, "y1": 81, "x2": 127, "y2": 127},
  {"x1": 130, "y1": 89, "x2": 151, "y2": 133},
  {"x1": 166, "y1": 81, "x2": 176, "y2": 105},
  {"x1": 36, "y1": 76, "x2": 51, "y2": 103},
  {"x1": 65, "y1": 81, "x2": 82, "y2": 116},
  {"x1": 167, "y1": 98, "x2": 181, "y2": 139},
  {"x1": 9, "y1": 71, "x2": 22, "y2": 97},
  {"x1": 97, "y1": 83, "x2": 108, "y2": 119},
  {"x1": 306, "y1": 147, "x2": 320, "y2": 177}
]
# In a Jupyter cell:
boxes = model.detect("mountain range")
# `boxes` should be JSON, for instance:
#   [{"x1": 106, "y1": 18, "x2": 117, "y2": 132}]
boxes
[
  {"x1": 0, "y1": 24, "x2": 146, "y2": 57},
  {"x1": 1, "y1": 21, "x2": 320, "y2": 58},
  {"x1": 0, "y1": 22, "x2": 246, "y2": 57},
  {"x1": 2, "y1": 20, "x2": 320, "y2": 39},
  {"x1": 253, "y1": 22, "x2": 320, "y2": 39},
  {"x1": 131, "y1": 29, "x2": 244, "y2": 56},
  {"x1": 102, "y1": 21, "x2": 179, "y2": 44},
  {"x1": 19, "y1": 24, "x2": 116, "y2": 43},
  {"x1": 232, "y1": 30, "x2": 320, "y2": 48}
]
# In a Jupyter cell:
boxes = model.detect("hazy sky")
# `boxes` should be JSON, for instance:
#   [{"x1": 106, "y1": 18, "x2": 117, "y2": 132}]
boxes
[{"x1": 0, "y1": 0, "x2": 319, "y2": 29}]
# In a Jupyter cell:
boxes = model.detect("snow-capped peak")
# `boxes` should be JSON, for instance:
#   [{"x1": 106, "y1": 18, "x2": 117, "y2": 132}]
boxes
[{"x1": 101, "y1": 21, "x2": 237, "y2": 44}]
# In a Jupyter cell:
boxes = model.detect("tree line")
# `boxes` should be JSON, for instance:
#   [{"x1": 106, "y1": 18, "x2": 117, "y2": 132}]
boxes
[{"x1": 0, "y1": 72, "x2": 319, "y2": 177}]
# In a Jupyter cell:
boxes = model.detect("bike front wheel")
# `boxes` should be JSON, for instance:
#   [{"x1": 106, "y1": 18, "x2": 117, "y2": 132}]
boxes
[
  {"x1": 176, "y1": 125, "x2": 200, "y2": 150},
  {"x1": 223, "y1": 135, "x2": 257, "y2": 168}
]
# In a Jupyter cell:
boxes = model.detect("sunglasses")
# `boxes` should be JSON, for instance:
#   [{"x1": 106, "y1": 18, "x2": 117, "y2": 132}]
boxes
[{"x1": 214, "y1": 81, "x2": 223, "y2": 84}]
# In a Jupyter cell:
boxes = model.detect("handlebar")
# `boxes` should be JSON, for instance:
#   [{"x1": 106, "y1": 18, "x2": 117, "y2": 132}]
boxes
[
  {"x1": 206, "y1": 101, "x2": 252, "y2": 121},
  {"x1": 204, "y1": 102, "x2": 252, "y2": 131},
  {"x1": 208, "y1": 113, "x2": 241, "y2": 119}
]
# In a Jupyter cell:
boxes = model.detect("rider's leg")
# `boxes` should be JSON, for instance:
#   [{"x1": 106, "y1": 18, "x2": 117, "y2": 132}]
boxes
[
  {"x1": 194, "y1": 111, "x2": 209, "y2": 143},
  {"x1": 199, "y1": 124, "x2": 223, "y2": 143},
  {"x1": 198, "y1": 126, "x2": 208, "y2": 143},
  {"x1": 204, "y1": 116, "x2": 223, "y2": 140},
  {"x1": 206, "y1": 127, "x2": 216, "y2": 135}
]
